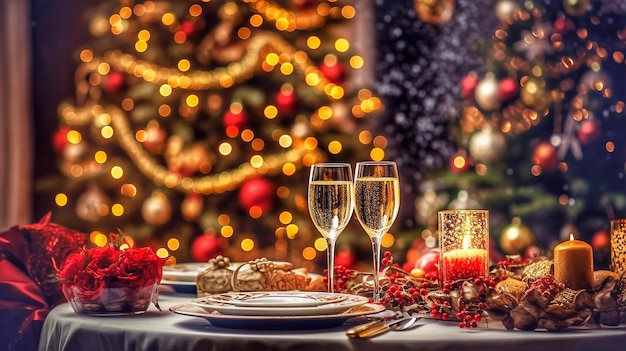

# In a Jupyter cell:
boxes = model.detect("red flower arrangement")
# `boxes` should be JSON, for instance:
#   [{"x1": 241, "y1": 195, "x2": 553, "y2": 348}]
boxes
[{"x1": 58, "y1": 233, "x2": 166, "y2": 315}]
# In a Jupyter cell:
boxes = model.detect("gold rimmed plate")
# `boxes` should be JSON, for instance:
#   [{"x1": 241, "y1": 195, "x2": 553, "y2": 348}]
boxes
[
  {"x1": 191, "y1": 293, "x2": 369, "y2": 316},
  {"x1": 170, "y1": 302, "x2": 385, "y2": 330},
  {"x1": 202, "y1": 291, "x2": 349, "y2": 308}
]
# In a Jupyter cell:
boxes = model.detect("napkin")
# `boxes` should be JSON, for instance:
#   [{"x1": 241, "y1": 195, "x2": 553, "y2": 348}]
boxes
[{"x1": 0, "y1": 213, "x2": 87, "y2": 351}]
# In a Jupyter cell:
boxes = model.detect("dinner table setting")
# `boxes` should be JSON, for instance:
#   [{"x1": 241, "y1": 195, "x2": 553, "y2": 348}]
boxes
[{"x1": 3, "y1": 162, "x2": 626, "y2": 351}]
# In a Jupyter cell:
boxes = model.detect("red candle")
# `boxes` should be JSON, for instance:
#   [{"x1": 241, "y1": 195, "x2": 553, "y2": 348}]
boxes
[{"x1": 441, "y1": 248, "x2": 488, "y2": 284}]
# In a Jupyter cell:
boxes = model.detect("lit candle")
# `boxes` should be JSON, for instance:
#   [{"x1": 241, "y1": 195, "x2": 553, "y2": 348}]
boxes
[
  {"x1": 439, "y1": 210, "x2": 489, "y2": 285},
  {"x1": 441, "y1": 247, "x2": 489, "y2": 283},
  {"x1": 553, "y1": 234, "x2": 594, "y2": 290}
]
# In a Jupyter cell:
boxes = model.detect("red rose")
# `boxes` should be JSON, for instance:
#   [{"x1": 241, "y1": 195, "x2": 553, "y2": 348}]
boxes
[
  {"x1": 117, "y1": 247, "x2": 164, "y2": 287},
  {"x1": 58, "y1": 251, "x2": 88, "y2": 282},
  {"x1": 85, "y1": 246, "x2": 121, "y2": 279},
  {"x1": 73, "y1": 270, "x2": 105, "y2": 301}
]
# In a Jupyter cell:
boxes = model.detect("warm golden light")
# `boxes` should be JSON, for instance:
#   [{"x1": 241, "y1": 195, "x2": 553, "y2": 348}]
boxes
[
  {"x1": 279, "y1": 211, "x2": 292, "y2": 224},
  {"x1": 111, "y1": 203, "x2": 124, "y2": 216},
  {"x1": 278, "y1": 135, "x2": 292, "y2": 148},
  {"x1": 94, "y1": 150, "x2": 107, "y2": 164},
  {"x1": 221, "y1": 225, "x2": 234, "y2": 238},
  {"x1": 161, "y1": 13, "x2": 175, "y2": 25},
  {"x1": 241, "y1": 238, "x2": 255, "y2": 251},
  {"x1": 381, "y1": 233, "x2": 395, "y2": 248},
  {"x1": 111, "y1": 165, "x2": 124, "y2": 179},
  {"x1": 178, "y1": 59, "x2": 191, "y2": 72},
  {"x1": 328, "y1": 140, "x2": 342, "y2": 154},
  {"x1": 250, "y1": 155, "x2": 264, "y2": 168},
  {"x1": 264, "y1": 105, "x2": 278, "y2": 119},
  {"x1": 120, "y1": 184, "x2": 137, "y2": 197},
  {"x1": 156, "y1": 248, "x2": 169, "y2": 258},
  {"x1": 307, "y1": 36, "x2": 321, "y2": 49},
  {"x1": 101, "y1": 125, "x2": 114, "y2": 139},
  {"x1": 55, "y1": 193, "x2": 68, "y2": 207},
  {"x1": 335, "y1": 38, "x2": 350, "y2": 52},
  {"x1": 370, "y1": 147, "x2": 385, "y2": 160},
  {"x1": 159, "y1": 84, "x2": 172, "y2": 96},
  {"x1": 167, "y1": 238, "x2": 180, "y2": 251},
  {"x1": 218, "y1": 142, "x2": 233, "y2": 155},
  {"x1": 303, "y1": 247, "x2": 317, "y2": 260},
  {"x1": 282, "y1": 162, "x2": 296, "y2": 176},
  {"x1": 314, "y1": 237, "x2": 327, "y2": 251}
]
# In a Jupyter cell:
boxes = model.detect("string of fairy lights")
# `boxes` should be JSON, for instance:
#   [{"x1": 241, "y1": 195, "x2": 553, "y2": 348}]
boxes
[{"x1": 54, "y1": 0, "x2": 387, "y2": 263}]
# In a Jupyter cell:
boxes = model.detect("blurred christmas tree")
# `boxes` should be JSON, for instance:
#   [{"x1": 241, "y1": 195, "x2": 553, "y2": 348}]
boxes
[
  {"x1": 45, "y1": 0, "x2": 385, "y2": 270},
  {"x1": 413, "y1": 0, "x2": 626, "y2": 269}
]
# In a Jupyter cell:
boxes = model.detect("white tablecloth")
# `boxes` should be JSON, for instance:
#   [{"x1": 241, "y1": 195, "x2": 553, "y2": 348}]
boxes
[{"x1": 38, "y1": 292, "x2": 626, "y2": 351}]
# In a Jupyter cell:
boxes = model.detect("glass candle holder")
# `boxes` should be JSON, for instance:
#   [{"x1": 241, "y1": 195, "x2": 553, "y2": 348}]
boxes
[
  {"x1": 439, "y1": 210, "x2": 489, "y2": 285},
  {"x1": 610, "y1": 219, "x2": 626, "y2": 279}
]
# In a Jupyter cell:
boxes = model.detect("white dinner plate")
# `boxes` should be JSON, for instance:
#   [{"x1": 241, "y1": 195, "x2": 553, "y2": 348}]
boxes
[
  {"x1": 191, "y1": 293, "x2": 369, "y2": 316},
  {"x1": 169, "y1": 302, "x2": 385, "y2": 330},
  {"x1": 162, "y1": 263, "x2": 211, "y2": 282},
  {"x1": 202, "y1": 291, "x2": 349, "y2": 308},
  {"x1": 159, "y1": 279, "x2": 197, "y2": 294}
]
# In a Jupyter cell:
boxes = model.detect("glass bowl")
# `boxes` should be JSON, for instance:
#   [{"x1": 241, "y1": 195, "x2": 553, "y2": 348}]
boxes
[{"x1": 62, "y1": 282, "x2": 157, "y2": 315}]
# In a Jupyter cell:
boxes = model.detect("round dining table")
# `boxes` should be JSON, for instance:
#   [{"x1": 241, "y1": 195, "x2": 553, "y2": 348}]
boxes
[{"x1": 38, "y1": 291, "x2": 626, "y2": 351}]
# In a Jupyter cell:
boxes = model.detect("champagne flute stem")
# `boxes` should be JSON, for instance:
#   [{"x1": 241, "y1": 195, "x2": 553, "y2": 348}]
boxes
[
  {"x1": 370, "y1": 236, "x2": 382, "y2": 303},
  {"x1": 326, "y1": 237, "x2": 337, "y2": 293}
]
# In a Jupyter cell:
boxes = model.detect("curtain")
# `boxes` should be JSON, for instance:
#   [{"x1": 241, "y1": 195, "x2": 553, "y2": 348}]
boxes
[{"x1": 0, "y1": 0, "x2": 33, "y2": 229}]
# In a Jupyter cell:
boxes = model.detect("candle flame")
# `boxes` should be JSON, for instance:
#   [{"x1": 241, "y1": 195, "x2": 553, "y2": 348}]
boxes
[
  {"x1": 462, "y1": 235, "x2": 470, "y2": 250},
  {"x1": 569, "y1": 233, "x2": 574, "y2": 241}
]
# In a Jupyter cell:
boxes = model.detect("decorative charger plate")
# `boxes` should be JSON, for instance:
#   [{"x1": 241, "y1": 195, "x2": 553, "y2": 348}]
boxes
[
  {"x1": 191, "y1": 293, "x2": 369, "y2": 316},
  {"x1": 202, "y1": 291, "x2": 349, "y2": 307},
  {"x1": 170, "y1": 302, "x2": 385, "y2": 330}
]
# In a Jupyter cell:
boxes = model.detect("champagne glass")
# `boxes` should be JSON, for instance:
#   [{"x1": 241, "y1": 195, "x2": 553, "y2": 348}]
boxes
[
  {"x1": 308, "y1": 163, "x2": 354, "y2": 293},
  {"x1": 354, "y1": 161, "x2": 400, "y2": 302}
]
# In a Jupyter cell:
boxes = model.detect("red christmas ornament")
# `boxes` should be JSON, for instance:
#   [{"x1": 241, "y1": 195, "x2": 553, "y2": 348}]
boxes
[
  {"x1": 102, "y1": 71, "x2": 126, "y2": 95},
  {"x1": 143, "y1": 123, "x2": 167, "y2": 153},
  {"x1": 554, "y1": 17, "x2": 575, "y2": 34},
  {"x1": 52, "y1": 126, "x2": 71, "y2": 154},
  {"x1": 275, "y1": 89, "x2": 296, "y2": 118},
  {"x1": 238, "y1": 177, "x2": 275, "y2": 212},
  {"x1": 449, "y1": 151, "x2": 470, "y2": 173},
  {"x1": 179, "y1": 21, "x2": 198, "y2": 37},
  {"x1": 577, "y1": 119, "x2": 602, "y2": 145},
  {"x1": 532, "y1": 142, "x2": 558, "y2": 171},
  {"x1": 413, "y1": 248, "x2": 440, "y2": 277},
  {"x1": 524, "y1": 245, "x2": 541, "y2": 260},
  {"x1": 591, "y1": 229, "x2": 610, "y2": 251},
  {"x1": 460, "y1": 73, "x2": 479, "y2": 99},
  {"x1": 223, "y1": 109, "x2": 247, "y2": 130},
  {"x1": 334, "y1": 249, "x2": 355, "y2": 270},
  {"x1": 320, "y1": 61, "x2": 345, "y2": 85},
  {"x1": 498, "y1": 77, "x2": 519, "y2": 102},
  {"x1": 191, "y1": 234, "x2": 223, "y2": 262}
]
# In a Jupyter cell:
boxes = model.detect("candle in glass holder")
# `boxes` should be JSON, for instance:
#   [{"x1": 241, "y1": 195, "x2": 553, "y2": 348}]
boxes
[
  {"x1": 553, "y1": 234, "x2": 594, "y2": 290},
  {"x1": 439, "y1": 210, "x2": 489, "y2": 285},
  {"x1": 610, "y1": 219, "x2": 626, "y2": 279}
]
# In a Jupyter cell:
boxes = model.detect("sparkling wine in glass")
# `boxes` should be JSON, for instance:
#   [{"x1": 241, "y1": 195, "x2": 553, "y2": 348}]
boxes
[
  {"x1": 354, "y1": 161, "x2": 400, "y2": 302},
  {"x1": 308, "y1": 163, "x2": 354, "y2": 293}
]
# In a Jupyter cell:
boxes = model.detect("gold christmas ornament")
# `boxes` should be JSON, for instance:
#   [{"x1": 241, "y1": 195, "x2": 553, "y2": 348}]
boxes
[
  {"x1": 500, "y1": 218, "x2": 535, "y2": 255},
  {"x1": 414, "y1": 0, "x2": 456, "y2": 25},
  {"x1": 563, "y1": 0, "x2": 590, "y2": 17},
  {"x1": 142, "y1": 191, "x2": 173, "y2": 225},
  {"x1": 468, "y1": 125, "x2": 506, "y2": 164},
  {"x1": 494, "y1": 0, "x2": 520, "y2": 22},
  {"x1": 474, "y1": 73, "x2": 501, "y2": 111},
  {"x1": 520, "y1": 76, "x2": 549, "y2": 109},
  {"x1": 76, "y1": 185, "x2": 111, "y2": 222}
]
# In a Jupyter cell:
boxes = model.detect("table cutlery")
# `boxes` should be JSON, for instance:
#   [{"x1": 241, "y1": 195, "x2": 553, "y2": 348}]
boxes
[{"x1": 346, "y1": 317, "x2": 420, "y2": 339}]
